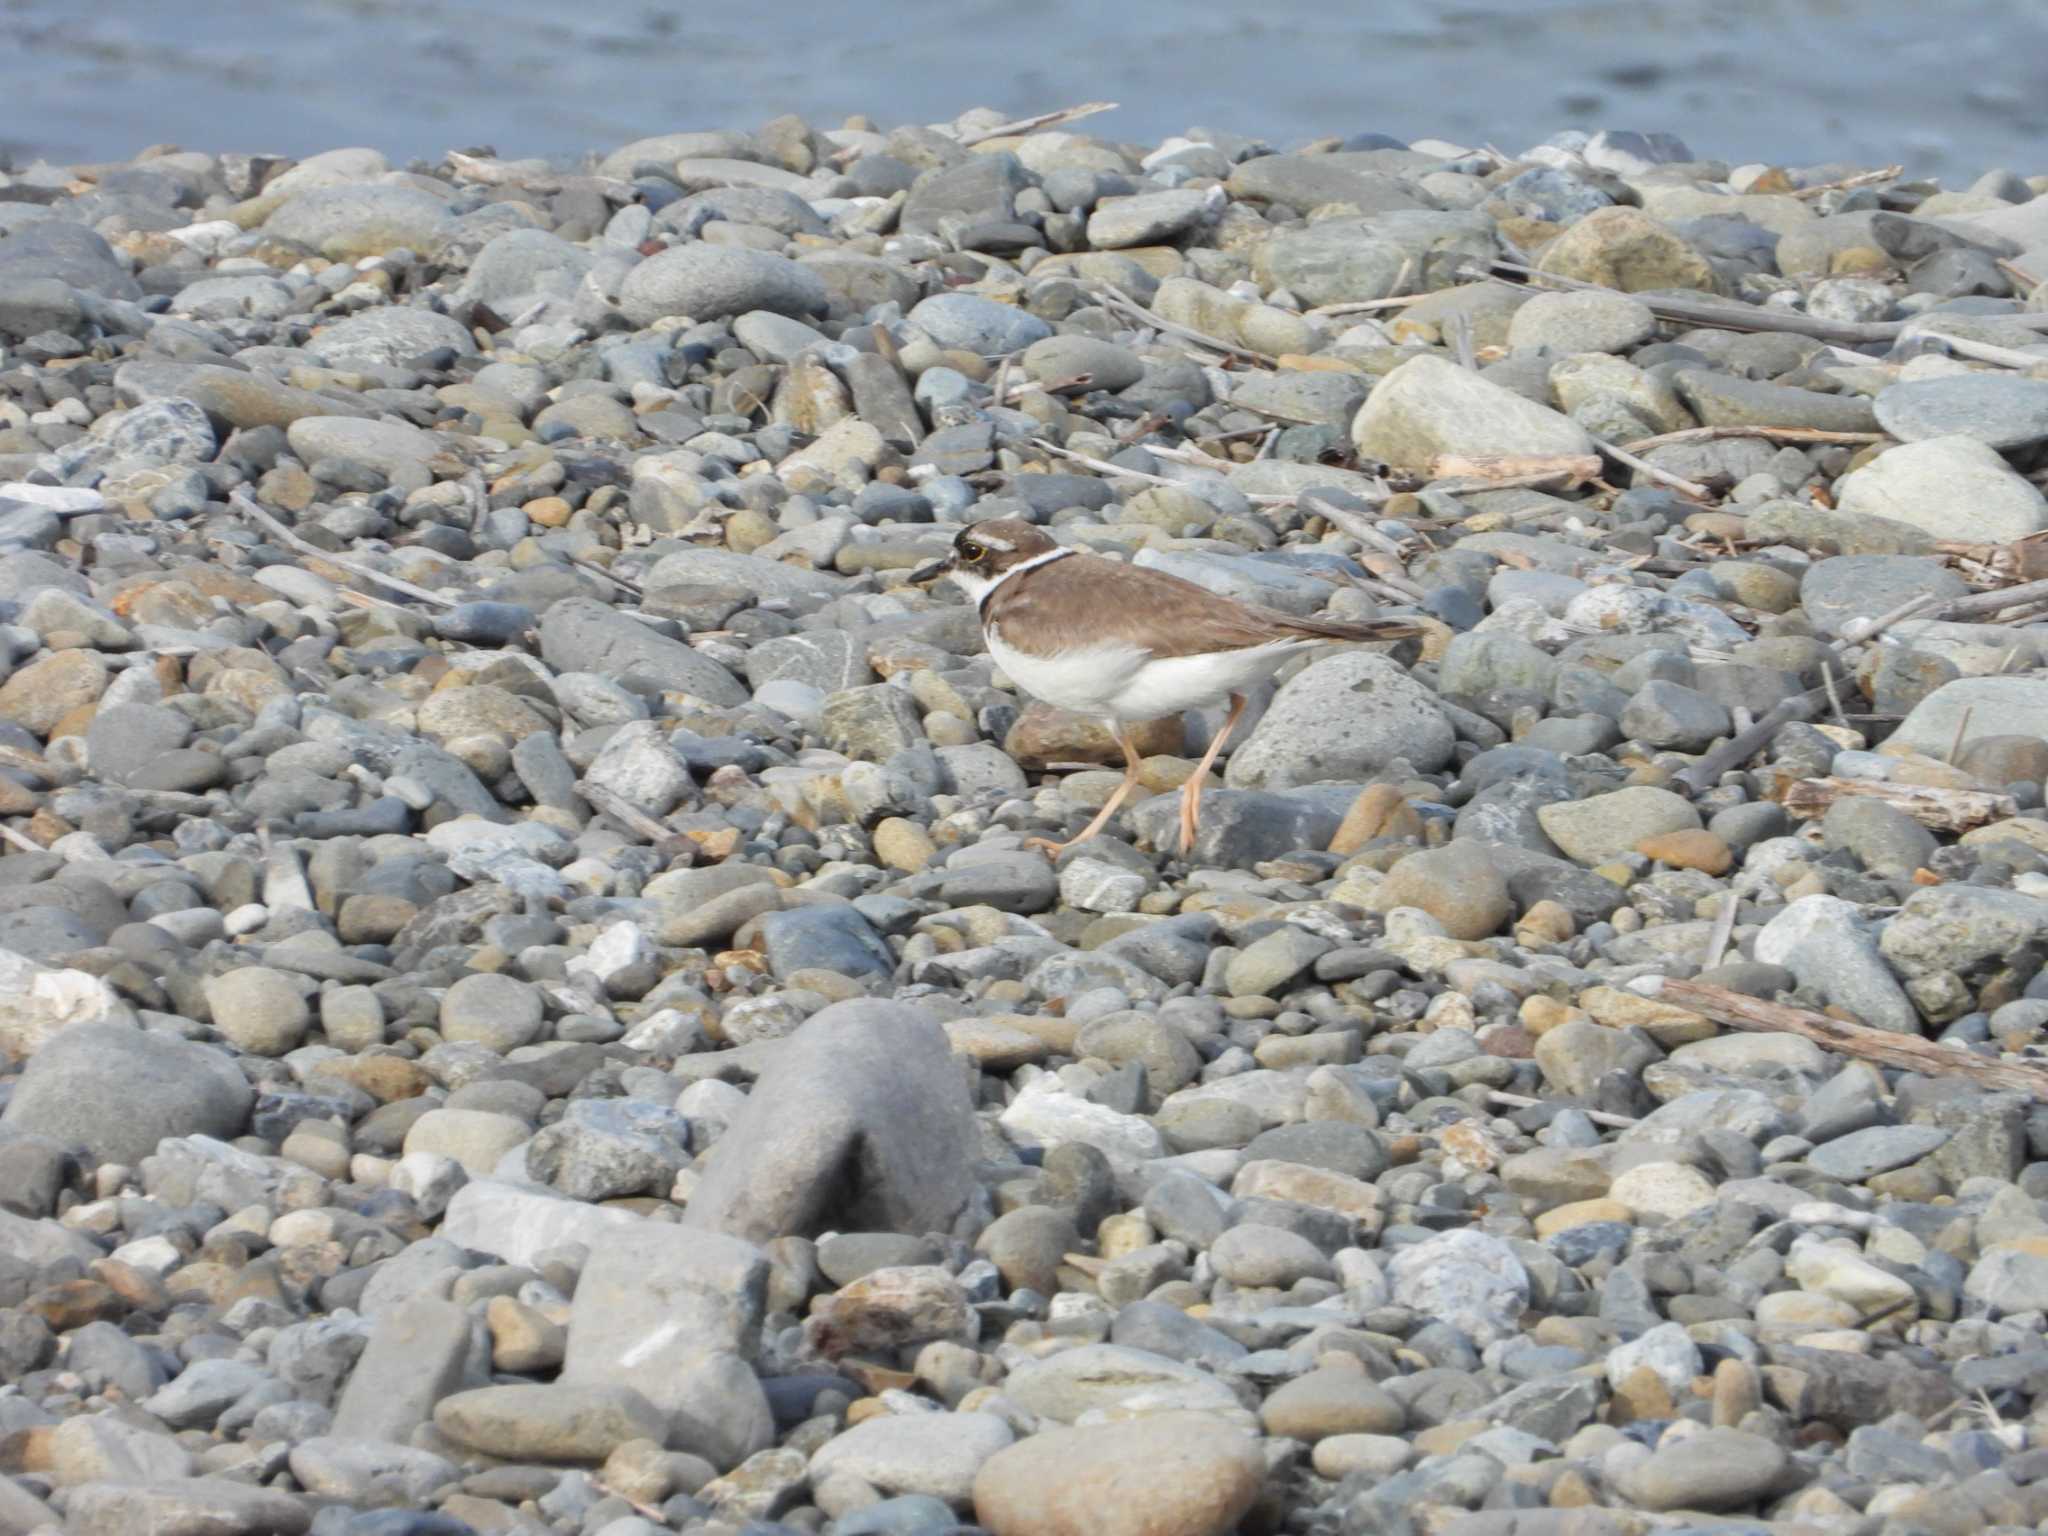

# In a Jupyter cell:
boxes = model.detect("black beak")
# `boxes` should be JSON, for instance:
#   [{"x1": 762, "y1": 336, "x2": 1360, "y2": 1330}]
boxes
[{"x1": 907, "y1": 557, "x2": 951, "y2": 587}]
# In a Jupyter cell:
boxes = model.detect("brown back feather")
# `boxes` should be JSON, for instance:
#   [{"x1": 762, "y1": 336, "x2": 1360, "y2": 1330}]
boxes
[{"x1": 987, "y1": 550, "x2": 1420, "y2": 659}]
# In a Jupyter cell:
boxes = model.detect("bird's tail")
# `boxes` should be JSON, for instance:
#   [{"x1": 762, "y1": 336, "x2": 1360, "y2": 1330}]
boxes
[{"x1": 1285, "y1": 616, "x2": 1425, "y2": 644}]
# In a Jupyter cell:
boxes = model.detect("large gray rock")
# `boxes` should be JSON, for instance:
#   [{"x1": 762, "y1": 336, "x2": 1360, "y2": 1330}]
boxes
[
  {"x1": 85, "y1": 703, "x2": 193, "y2": 786},
  {"x1": 265, "y1": 183, "x2": 454, "y2": 259},
  {"x1": 1890, "y1": 676, "x2": 2048, "y2": 760},
  {"x1": 330, "y1": 1295, "x2": 490, "y2": 1444},
  {"x1": 1225, "y1": 652, "x2": 1455, "y2": 789},
  {"x1": 1879, "y1": 883, "x2": 2048, "y2": 980},
  {"x1": 812, "y1": 1411, "x2": 1015, "y2": 1505},
  {"x1": 63, "y1": 1479, "x2": 311, "y2": 1536},
  {"x1": 1536, "y1": 785, "x2": 1701, "y2": 865},
  {"x1": 1756, "y1": 895, "x2": 1919, "y2": 1033},
  {"x1": 1799, "y1": 555, "x2": 1970, "y2": 639},
  {"x1": 756, "y1": 904, "x2": 895, "y2": 982},
  {"x1": 561, "y1": 1222, "x2": 771, "y2": 1468},
  {"x1": 1386, "y1": 1229, "x2": 1529, "y2": 1345},
  {"x1": 285, "y1": 416, "x2": 441, "y2": 488},
  {"x1": 439, "y1": 1179, "x2": 645, "y2": 1267},
  {"x1": 1674, "y1": 370, "x2": 1881, "y2": 432},
  {"x1": 1227, "y1": 154, "x2": 1432, "y2": 214},
  {"x1": 618, "y1": 245, "x2": 827, "y2": 325},
  {"x1": 1834, "y1": 435, "x2": 2048, "y2": 543},
  {"x1": 907, "y1": 293, "x2": 1053, "y2": 355},
  {"x1": 307, "y1": 307, "x2": 475, "y2": 369},
  {"x1": 0, "y1": 1024, "x2": 251, "y2": 1166},
  {"x1": 0, "y1": 221, "x2": 142, "y2": 299},
  {"x1": 1352, "y1": 354, "x2": 1592, "y2": 470},
  {"x1": 454, "y1": 227, "x2": 595, "y2": 309},
  {"x1": 433, "y1": 1383, "x2": 668, "y2": 1464},
  {"x1": 1613, "y1": 1428, "x2": 1790, "y2": 1512},
  {"x1": 113, "y1": 359, "x2": 376, "y2": 430},
  {"x1": 1256, "y1": 211, "x2": 1498, "y2": 307},
  {"x1": 537, "y1": 598, "x2": 746, "y2": 705},
  {"x1": 642, "y1": 546, "x2": 851, "y2": 603},
  {"x1": 683, "y1": 999, "x2": 983, "y2": 1245},
  {"x1": 1875, "y1": 375, "x2": 2048, "y2": 451}
]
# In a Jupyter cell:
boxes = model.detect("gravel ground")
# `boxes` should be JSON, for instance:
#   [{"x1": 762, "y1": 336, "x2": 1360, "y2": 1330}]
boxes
[{"x1": 2, "y1": 109, "x2": 2048, "y2": 1536}]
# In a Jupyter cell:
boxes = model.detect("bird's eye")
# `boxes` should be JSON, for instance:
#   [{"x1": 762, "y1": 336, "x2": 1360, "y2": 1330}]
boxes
[{"x1": 959, "y1": 542, "x2": 985, "y2": 563}]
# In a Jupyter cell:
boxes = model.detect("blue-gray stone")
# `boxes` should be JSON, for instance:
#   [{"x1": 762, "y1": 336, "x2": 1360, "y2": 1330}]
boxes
[
  {"x1": 1806, "y1": 1124, "x2": 1951, "y2": 1182},
  {"x1": 756, "y1": 904, "x2": 895, "y2": 981}
]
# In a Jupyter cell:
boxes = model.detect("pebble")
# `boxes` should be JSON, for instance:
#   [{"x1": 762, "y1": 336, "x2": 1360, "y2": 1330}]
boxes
[{"x1": 973, "y1": 1413, "x2": 1262, "y2": 1536}]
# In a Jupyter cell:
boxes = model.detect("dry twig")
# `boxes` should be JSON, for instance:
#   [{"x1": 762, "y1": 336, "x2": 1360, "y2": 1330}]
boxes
[
  {"x1": 1648, "y1": 979, "x2": 2048, "y2": 1097},
  {"x1": 957, "y1": 101, "x2": 1118, "y2": 146},
  {"x1": 1619, "y1": 425, "x2": 1887, "y2": 454},
  {"x1": 1588, "y1": 435, "x2": 1712, "y2": 500},
  {"x1": 1780, "y1": 777, "x2": 2018, "y2": 833},
  {"x1": 229, "y1": 489, "x2": 460, "y2": 610},
  {"x1": 1094, "y1": 285, "x2": 1280, "y2": 366},
  {"x1": 1786, "y1": 163, "x2": 1903, "y2": 199}
]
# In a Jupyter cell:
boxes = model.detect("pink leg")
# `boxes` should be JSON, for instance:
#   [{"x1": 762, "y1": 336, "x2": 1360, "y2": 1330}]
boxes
[
  {"x1": 1179, "y1": 694, "x2": 1247, "y2": 857},
  {"x1": 1025, "y1": 723, "x2": 1144, "y2": 858}
]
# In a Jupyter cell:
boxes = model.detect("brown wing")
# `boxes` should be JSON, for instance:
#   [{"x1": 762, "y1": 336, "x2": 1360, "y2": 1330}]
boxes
[{"x1": 997, "y1": 552, "x2": 1419, "y2": 659}]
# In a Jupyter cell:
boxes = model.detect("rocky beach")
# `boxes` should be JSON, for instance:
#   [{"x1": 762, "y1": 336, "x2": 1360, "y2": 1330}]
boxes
[{"x1": 2, "y1": 105, "x2": 2048, "y2": 1536}]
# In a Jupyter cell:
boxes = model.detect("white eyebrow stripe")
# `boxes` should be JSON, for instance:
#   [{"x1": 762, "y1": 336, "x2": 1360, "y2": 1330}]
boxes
[{"x1": 976, "y1": 534, "x2": 1015, "y2": 552}]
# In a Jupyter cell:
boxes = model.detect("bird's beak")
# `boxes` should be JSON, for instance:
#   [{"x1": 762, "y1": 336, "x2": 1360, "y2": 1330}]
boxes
[{"x1": 907, "y1": 556, "x2": 951, "y2": 587}]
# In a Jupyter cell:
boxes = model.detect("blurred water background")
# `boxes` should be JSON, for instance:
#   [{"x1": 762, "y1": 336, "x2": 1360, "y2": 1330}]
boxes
[{"x1": 2, "y1": 0, "x2": 2044, "y2": 175}]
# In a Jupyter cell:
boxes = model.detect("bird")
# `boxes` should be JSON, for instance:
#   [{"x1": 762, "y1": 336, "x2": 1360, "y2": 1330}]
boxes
[{"x1": 910, "y1": 517, "x2": 1422, "y2": 857}]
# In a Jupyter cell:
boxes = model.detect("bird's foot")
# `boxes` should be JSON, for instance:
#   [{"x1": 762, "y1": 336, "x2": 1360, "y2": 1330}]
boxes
[{"x1": 1177, "y1": 782, "x2": 1202, "y2": 858}]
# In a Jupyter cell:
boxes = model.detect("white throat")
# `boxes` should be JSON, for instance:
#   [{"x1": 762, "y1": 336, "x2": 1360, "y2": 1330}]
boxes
[{"x1": 948, "y1": 546, "x2": 1073, "y2": 616}]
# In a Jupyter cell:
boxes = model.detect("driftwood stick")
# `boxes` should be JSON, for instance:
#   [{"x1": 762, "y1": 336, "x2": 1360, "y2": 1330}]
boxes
[
  {"x1": 0, "y1": 822, "x2": 44, "y2": 855},
  {"x1": 1619, "y1": 425, "x2": 1889, "y2": 454},
  {"x1": 1780, "y1": 777, "x2": 2020, "y2": 833},
  {"x1": 1483, "y1": 260, "x2": 2048, "y2": 347},
  {"x1": 1095, "y1": 285, "x2": 1281, "y2": 366},
  {"x1": 565, "y1": 554, "x2": 643, "y2": 599},
  {"x1": 1936, "y1": 574, "x2": 2048, "y2": 621},
  {"x1": 581, "y1": 782, "x2": 688, "y2": 863},
  {"x1": 1035, "y1": 440, "x2": 1297, "y2": 508},
  {"x1": 1589, "y1": 435, "x2": 1712, "y2": 499},
  {"x1": 1486, "y1": 1090, "x2": 1638, "y2": 1129},
  {"x1": 1786, "y1": 163, "x2": 1904, "y2": 199},
  {"x1": 1701, "y1": 889, "x2": 1740, "y2": 971},
  {"x1": 1308, "y1": 295, "x2": 1429, "y2": 318},
  {"x1": 1836, "y1": 591, "x2": 1948, "y2": 643},
  {"x1": 1649, "y1": 978, "x2": 2048, "y2": 1097},
  {"x1": 957, "y1": 101, "x2": 1118, "y2": 145},
  {"x1": 1427, "y1": 452, "x2": 1603, "y2": 485},
  {"x1": 229, "y1": 489, "x2": 460, "y2": 610},
  {"x1": 1920, "y1": 333, "x2": 2048, "y2": 370},
  {"x1": 1670, "y1": 693, "x2": 1820, "y2": 795}
]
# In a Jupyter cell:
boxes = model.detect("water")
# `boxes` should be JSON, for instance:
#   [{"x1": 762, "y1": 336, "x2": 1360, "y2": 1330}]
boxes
[{"x1": 3, "y1": 0, "x2": 2045, "y2": 178}]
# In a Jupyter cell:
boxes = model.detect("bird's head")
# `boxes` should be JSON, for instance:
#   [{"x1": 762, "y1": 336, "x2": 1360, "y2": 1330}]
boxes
[{"x1": 907, "y1": 517, "x2": 1059, "y2": 602}]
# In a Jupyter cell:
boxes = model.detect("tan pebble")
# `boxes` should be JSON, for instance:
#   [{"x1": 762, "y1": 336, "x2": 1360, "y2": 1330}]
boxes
[
  {"x1": 1635, "y1": 827, "x2": 1733, "y2": 874},
  {"x1": 1514, "y1": 899, "x2": 1575, "y2": 945},
  {"x1": 1533, "y1": 1198, "x2": 1631, "y2": 1238}
]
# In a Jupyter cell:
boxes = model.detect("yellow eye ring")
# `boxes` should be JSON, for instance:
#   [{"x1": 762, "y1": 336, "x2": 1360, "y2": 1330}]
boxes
[{"x1": 959, "y1": 542, "x2": 985, "y2": 562}]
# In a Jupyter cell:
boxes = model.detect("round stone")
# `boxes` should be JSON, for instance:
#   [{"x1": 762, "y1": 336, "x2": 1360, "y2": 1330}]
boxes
[
  {"x1": 1259, "y1": 1369, "x2": 1406, "y2": 1441},
  {"x1": 203, "y1": 966, "x2": 311, "y2": 1057},
  {"x1": 973, "y1": 1412, "x2": 1262, "y2": 1536},
  {"x1": 440, "y1": 972, "x2": 545, "y2": 1052}
]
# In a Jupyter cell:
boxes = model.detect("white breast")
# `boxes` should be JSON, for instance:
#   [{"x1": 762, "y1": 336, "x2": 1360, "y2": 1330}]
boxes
[
  {"x1": 1101, "y1": 639, "x2": 1319, "y2": 719},
  {"x1": 987, "y1": 626, "x2": 1151, "y2": 718},
  {"x1": 990, "y1": 627, "x2": 1320, "y2": 723}
]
